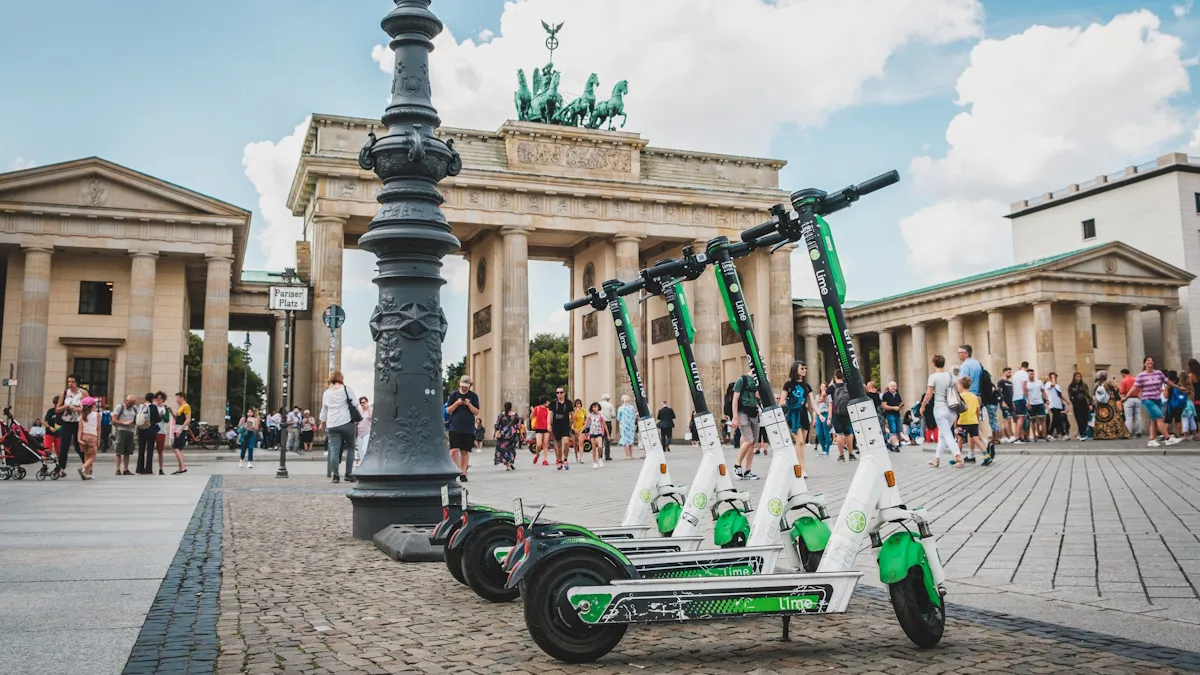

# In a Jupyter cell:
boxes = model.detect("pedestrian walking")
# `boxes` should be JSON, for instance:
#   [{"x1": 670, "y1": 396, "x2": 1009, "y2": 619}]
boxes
[
  {"x1": 77, "y1": 396, "x2": 100, "y2": 480},
  {"x1": 1011, "y1": 361, "x2": 1030, "y2": 443},
  {"x1": 814, "y1": 383, "x2": 832, "y2": 456},
  {"x1": 494, "y1": 401, "x2": 520, "y2": 471},
  {"x1": 881, "y1": 381, "x2": 904, "y2": 450},
  {"x1": 616, "y1": 395, "x2": 637, "y2": 459},
  {"x1": 301, "y1": 411, "x2": 315, "y2": 452},
  {"x1": 1131, "y1": 357, "x2": 1182, "y2": 447},
  {"x1": 445, "y1": 375, "x2": 479, "y2": 481},
  {"x1": 238, "y1": 409, "x2": 260, "y2": 468},
  {"x1": 356, "y1": 397, "x2": 372, "y2": 465},
  {"x1": 1118, "y1": 368, "x2": 1142, "y2": 438},
  {"x1": 43, "y1": 396, "x2": 61, "y2": 476},
  {"x1": 530, "y1": 398, "x2": 550, "y2": 466},
  {"x1": 732, "y1": 369, "x2": 760, "y2": 477},
  {"x1": 100, "y1": 404, "x2": 112, "y2": 454},
  {"x1": 829, "y1": 370, "x2": 855, "y2": 462},
  {"x1": 320, "y1": 370, "x2": 362, "y2": 483},
  {"x1": 549, "y1": 387, "x2": 573, "y2": 470},
  {"x1": 169, "y1": 393, "x2": 190, "y2": 474},
  {"x1": 656, "y1": 400, "x2": 676, "y2": 453},
  {"x1": 571, "y1": 398, "x2": 587, "y2": 464},
  {"x1": 921, "y1": 355, "x2": 960, "y2": 468},
  {"x1": 287, "y1": 406, "x2": 302, "y2": 453},
  {"x1": 1067, "y1": 372, "x2": 1093, "y2": 441},
  {"x1": 782, "y1": 360, "x2": 814, "y2": 468},
  {"x1": 955, "y1": 376, "x2": 985, "y2": 465},
  {"x1": 599, "y1": 394, "x2": 616, "y2": 461},
  {"x1": 54, "y1": 374, "x2": 88, "y2": 479},
  {"x1": 112, "y1": 394, "x2": 137, "y2": 475},
  {"x1": 587, "y1": 401, "x2": 607, "y2": 468}
]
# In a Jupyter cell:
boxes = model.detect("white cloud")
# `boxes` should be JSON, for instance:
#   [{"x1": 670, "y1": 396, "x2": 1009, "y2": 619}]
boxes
[
  {"x1": 901, "y1": 10, "x2": 1192, "y2": 281},
  {"x1": 374, "y1": 0, "x2": 983, "y2": 155},
  {"x1": 1174, "y1": 1, "x2": 1193, "y2": 18},
  {"x1": 899, "y1": 199, "x2": 1010, "y2": 284},
  {"x1": 342, "y1": 346, "x2": 376, "y2": 406},
  {"x1": 477, "y1": 28, "x2": 495, "y2": 44},
  {"x1": 532, "y1": 308, "x2": 569, "y2": 337},
  {"x1": 443, "y1": 254, "x2": 469, "y2": 295},
  {"x1": 242, "y1": 116, "x2": 310, "y2": 270},
  {"x1": 7, "y1": 157, "x2": 36, "y2": 171}
]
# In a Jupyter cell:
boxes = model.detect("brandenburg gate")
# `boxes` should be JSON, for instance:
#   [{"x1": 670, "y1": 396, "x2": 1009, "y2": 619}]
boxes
[{"x1": 286, "y1": 114, "x2": 796, "y2": 425}]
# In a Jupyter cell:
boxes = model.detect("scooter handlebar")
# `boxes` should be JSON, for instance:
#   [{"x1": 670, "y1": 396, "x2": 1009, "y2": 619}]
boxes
[
  {"x1": 564, "y1": 296, "x2": 592, "y2": 311},
  {"x1": 856, "y1": 170, "x2": 900, "y2": 197},
  {"x1": 615, "y1": 277, "x2": 646, "y2": 297},
  {"x1": 739, "y1": 215, "x2": 779, "y2": 243}
]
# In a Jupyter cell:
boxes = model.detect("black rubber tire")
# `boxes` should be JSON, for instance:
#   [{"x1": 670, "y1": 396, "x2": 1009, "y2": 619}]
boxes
[
  {"x1": 36, "y1": 467, "x2": 48, "y2": 481},
  {"x1": 461, "y1": 521, "x2": 520, "y2": 603},
  {"x1": 444, "y1": 524, "x2": 466, "y2": 585},
  {"x1": 16, "y1": 467, "x2": 26, "y2": 480},
  {"x1": 888, "y1": 566, "x2": 945, "y2": 648},
  {"x1": 522, "y1": 550, "x2": 628, "y2": 663},
  {"x1": 795, "y1": 535, "x2": 823, "y2": 573}
]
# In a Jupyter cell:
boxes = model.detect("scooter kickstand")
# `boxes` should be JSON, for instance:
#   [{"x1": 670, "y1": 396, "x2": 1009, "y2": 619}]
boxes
[{"x1": 780, "y1": 615, "x2": 791, "y2": 642}]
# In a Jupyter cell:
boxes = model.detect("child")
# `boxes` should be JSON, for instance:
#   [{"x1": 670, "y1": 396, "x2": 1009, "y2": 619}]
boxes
[
  {"x1": 474, "y1": 418, "x2": 485, "y2": 453},
  {"x1": 78, "y1": 396, "x2": 100, "y2": 480},
  {"x1": 587, "y1": 402, "x2": 607, "y2": 469},
  {"x1": 1183, "y1": 398, "x2": 1197, "y2": 442},
  {"x1": 954, "y1": 377, "x2": 985, "y2": 467}
]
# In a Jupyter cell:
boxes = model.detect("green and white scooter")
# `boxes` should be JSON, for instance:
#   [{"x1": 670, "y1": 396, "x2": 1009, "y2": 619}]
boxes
[
  {"x1": 433, "y1": 285, "x2": 702, "y2": 602},
  {"x1": 509, "y1": 170, "x2": 947, "y2": 663}
]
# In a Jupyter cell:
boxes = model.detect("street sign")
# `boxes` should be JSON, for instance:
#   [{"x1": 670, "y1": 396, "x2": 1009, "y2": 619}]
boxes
[
  {"x1": 269, "y1": 286, "x2": 309, "y2": 311},
  {"x1": 1, "y1": 379, "x2": 16, "y2": 387},
  {"x1": 323, "y1": 305, "x2": 346, "y2": 330}
]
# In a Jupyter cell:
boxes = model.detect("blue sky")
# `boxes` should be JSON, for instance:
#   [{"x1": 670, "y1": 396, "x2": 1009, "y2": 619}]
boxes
[{"x1": 3, "y1": 0, "x2": 1200, "y2": 393}]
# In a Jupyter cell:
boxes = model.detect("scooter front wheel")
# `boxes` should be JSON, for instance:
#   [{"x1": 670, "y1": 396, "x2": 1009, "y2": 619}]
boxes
[
  {"x1": 888, "y1": 566, "x2": 944, "y2": 648},
  {"x1": 461, "y1": 521, "x2": 520, "y2": 603},
  {"x1": 795, "y1": 537, "x2": 823, "y2": 573},
  {"x1": 523, "y1": 550, "x2": 628, "y2": 663}
]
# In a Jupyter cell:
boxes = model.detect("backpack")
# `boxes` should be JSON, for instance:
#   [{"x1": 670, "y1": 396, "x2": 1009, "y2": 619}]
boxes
[
  {"x1": 978, "y1": 368, "x2": 995, "y2": 405},
  {"x1": 135, "y1": 404, "x2": 151, "y2": 430},
  {"x1": 723, "y1": 381, "x2": 736, "y2": 418},
  {"x1": 101, "y1": 410, "x2": 112, "y2": 426},
  {"x1": 832, "y1": 383, "x2": 850, "y2": 417}
]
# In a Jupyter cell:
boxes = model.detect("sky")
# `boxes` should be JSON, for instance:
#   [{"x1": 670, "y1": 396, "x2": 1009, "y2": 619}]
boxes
[{"x1": 4, "y1": 0, "x2": 1200, "y2": 398}]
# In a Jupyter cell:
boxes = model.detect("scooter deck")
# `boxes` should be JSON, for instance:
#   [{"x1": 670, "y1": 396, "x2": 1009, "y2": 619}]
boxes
[
  {"x1": 589, "y1": 525, "x2": 651, "y2": 539},
  {"x1": 493, "y1": 536, "x2": 704, "y2": 563},
  {"x1": 569, "y1": 570, "x2": 862, "y2": 625},
  {"x1": 630, "y1": 545, "x2": 784, "y2": 578}
]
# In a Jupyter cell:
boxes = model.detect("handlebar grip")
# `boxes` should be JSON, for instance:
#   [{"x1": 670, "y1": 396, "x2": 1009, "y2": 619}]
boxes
[
  {"x1": 564, "y1": 296, "x2": 592, "y2": 311},
  {"x1": 615, "y1": 277, "x2": 646, "y2": 297},
  {"x1": 739, "y1": 216, "x2": 779, "y2": 243},
  {"x1": 856, "y1": 170, "x2": 900, "y2": 196},
  {"x1": 754, "y1": 232, "x2": 787, "y2": 249}
]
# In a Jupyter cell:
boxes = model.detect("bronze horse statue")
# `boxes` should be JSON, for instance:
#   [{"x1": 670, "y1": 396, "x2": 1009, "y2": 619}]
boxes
[{"x1": 588, "y1": 80, "x2": 628, "y2": 130}]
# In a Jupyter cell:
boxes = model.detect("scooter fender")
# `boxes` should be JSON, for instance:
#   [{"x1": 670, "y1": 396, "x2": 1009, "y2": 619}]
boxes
[
  {"x1": 446, "y1": 508, "x2": 513, "y2": 553},
  {"x1": 877, "y1": 531, "x2": 941, "y2": 608},
  {"x1": 790, "y1": 515, "x2": 831, "y2": 553},
  {"x1": 429, "y1": 507, "x2": 466, "y2": 546},
  {"x1": 506, "y1": 536, "x2": 637, "y2": 590}
]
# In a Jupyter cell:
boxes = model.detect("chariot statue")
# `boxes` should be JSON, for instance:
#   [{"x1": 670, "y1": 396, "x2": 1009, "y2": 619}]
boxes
[{"x1": 512, "y1": 21, "x2": 630, "y2": 130}]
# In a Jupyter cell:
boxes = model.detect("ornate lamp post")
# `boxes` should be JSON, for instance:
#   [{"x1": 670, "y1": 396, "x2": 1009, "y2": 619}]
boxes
[{"x1": 348, "y1": 0, "x2": 464, "y2": 540}]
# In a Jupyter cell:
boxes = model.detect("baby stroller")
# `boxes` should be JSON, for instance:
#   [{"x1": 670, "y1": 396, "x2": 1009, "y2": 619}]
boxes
[{"x1": 1, "y1": 407, "x2": 58, "y2": 480}]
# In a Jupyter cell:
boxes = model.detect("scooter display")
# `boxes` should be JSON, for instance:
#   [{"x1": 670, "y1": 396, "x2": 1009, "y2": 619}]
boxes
[
  {"x1": 510, "y1": 170, "x2": 948, "y2": 663},
  {"x1": 431, "y1": 286, "x2": 699, "y2": 602}
]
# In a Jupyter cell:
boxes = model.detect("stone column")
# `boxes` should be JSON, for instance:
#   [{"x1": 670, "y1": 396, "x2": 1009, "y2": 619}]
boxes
[
  {"x1": 1034, "y1": 302, "x2": 1055, "y2": 377},
  {"x1": 15, "y1": 246, "x2": 52, "y2": 425},
  {"x1": 613, "y1": 234, "x2": 643, "y2": 403},
  {"x1": 500, "y1": 226, "x2": 531, "y2": 419},
  {"x1": 1161, "y1": 307, "x2": 1182, "y2": 372},
  {"x1": 1074, "y1": 304, "x2": 1094, "y2": 377},
  {"x1": 910, "y1": 322, "x2": 927, "y2": 395},
  {"x1": 947, "y1": 316, "x2": 964, "y2": 362},
  {"x1": 124, "y1": 252, "x2": 158, "y2": 397},
  {"x1": 804, "y1": 334, "x2": 820, "y2": 388},
  {"x1": 692, "y1": 239, "x2": 723, "y2": 416},
  {"x1": 768, "y1": 244, "x2": 795, "y2": 388},
  {"x1": 987, "y1": 310, "x2": 1007, "y2": 373},
  {"x1": 309, "y1": 214, "x2": 346, "y2": 415},
  {"x1": 878, "y1": 329, "x2": 895, "y2": 386},
  {"x1": 201, "y1": 256, "x2": 233, "y2": 425},
  {"x1": 1125, "y1": 307, "x2": 1145, "y2": 373}
]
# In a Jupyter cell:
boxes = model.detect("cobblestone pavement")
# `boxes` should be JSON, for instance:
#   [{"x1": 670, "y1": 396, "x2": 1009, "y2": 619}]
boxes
[{"x1": 209, "y1": 446, "x2": 1200, "y2": 674}]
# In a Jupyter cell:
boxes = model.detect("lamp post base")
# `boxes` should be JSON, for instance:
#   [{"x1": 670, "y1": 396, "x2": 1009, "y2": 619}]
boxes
[{"x1": 349, "y1": 479, "x2": 460, "y2": 540}]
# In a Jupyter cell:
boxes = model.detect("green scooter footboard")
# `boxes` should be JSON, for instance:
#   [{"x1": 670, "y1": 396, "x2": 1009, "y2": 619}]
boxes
[
  {"x1": 657, "y1": 502, "x2": 682, "y2": 535},
  {"x1": 877, "y1": 531, "x2": 940, "y2": 607}
]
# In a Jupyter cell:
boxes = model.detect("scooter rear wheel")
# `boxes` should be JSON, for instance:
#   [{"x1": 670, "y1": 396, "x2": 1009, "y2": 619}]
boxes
[
  {"x1": 523, "y1": 550, "x2": 628, "y2": 663},
  {"x1": 888, "y1": 566, "x2": 944, "y2": 648},
  {"x1": 461, "y1": 521, "x2": 520, "y2": 603}
]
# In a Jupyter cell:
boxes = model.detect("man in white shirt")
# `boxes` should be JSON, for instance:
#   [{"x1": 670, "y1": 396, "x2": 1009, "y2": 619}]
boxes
[
  {"x1": 599, "y1": 394, "x2": 616, "y2": 462},
  {"x1": 1025, "y1": 369, "x2": 1047, "y2": 441},
  {"x1": 286, "y1": 406, "x2": 302, "y2": 453},
  {"x1": 1011, "y1": 361, "x2": 1030, "y2": 443}
]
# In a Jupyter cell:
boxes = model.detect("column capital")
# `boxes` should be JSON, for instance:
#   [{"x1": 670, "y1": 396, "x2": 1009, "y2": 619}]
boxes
[
  {"x1": 878, "y1": 328, "x2": 893, "y2": 335},
  {"x1": 987, "y1": 308, "x2": 1005, "y2": 315},
  {"x1": 20, "y1": 243, "x2": 53, "y2": 255},
  {"x1": 206, "y1": 254, "x2": 235, "y2": 265},
  {"x1": 500, "y1": 225, "x2": 534, "y2": 237},
  {"x1": 129, "y1": 250, "x2": 160, "y2": 260},
  {"x1": 310, "y1": 214, "x2": 347, "y2": 225},
  {"x1": 1033, "y1": 300, "x2": 1053, "y2": 307},
  {"x1": 1075, "y1": 301, "x2": 1093, "y2": 308},
  {"x1": 910, "y1": 320, "x2": 926, "y2": 329},
  {"x1": 613, "y1": 233, "x2": 644, "y2": 244}
]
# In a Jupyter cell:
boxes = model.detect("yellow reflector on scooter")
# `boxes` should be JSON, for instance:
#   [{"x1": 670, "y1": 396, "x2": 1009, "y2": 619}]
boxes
[
  {"x1": 660, "y1": 463, "x2": 668, "y2": 474},
  {"x1": 718, "y1": 464, "x2": 727, "y2": 477},
  {"x1": 884, "y1": 471, "x2": 895, "y2": 487},
  {"x1": 793, "y1": 465, "x2": 803, "y2": 478}
]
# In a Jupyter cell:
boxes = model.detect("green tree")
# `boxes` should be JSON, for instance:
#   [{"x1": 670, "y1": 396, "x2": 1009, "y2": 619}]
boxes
[
  {"x1": 185, "y1": 332, "x2": 265, "y2": 424},
  {"x1": 529, "y1": 333, "x2": 568, "y2": 407},
  {"x1": 443, "y1": 356, "x2": 466, "y2": 399},
  {"x1": 868, "y1": 349, "x2": 881, "y2": 387}
]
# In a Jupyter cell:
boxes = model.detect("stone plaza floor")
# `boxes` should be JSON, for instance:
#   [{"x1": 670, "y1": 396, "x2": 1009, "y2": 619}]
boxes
[{"x1": 2, "y1": 442, "x2": 1200, "y2": 673}]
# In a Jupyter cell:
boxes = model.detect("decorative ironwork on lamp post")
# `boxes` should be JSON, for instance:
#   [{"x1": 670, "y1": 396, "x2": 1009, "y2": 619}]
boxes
[{"x1": 348, "y1": 0, "x2": 464, "y2": 540}]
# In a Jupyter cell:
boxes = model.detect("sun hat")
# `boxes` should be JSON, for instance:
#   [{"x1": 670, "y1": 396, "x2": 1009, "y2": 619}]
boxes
[{"x1": 81, "y1": 396, "x2": 97, "y2": 407}]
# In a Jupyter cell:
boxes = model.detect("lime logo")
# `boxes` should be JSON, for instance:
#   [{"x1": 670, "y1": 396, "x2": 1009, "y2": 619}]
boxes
[
  {"x1": 693, "y1": 493, "x2": 708, "y2": 509},
  {"x1": 768, "y1": 498, "x2": 783, "y2": 517},
  {"x1": 809, "y1": 248, "x2": 820, "y2": 261},
  {"x1": 846, "y1": 510, "x2": 866, "y2": 533},
  {"x1": 640, "y1": 488, "x2": 652, "y2": 503},
  {"x1": 667, "y1": 303, "x2": 675, "y2": 311},
  {"x1": 730, "y1": 283, "x2": 740, "y2": 293},
  {"x1": 615, "y1": 319, "x2": 623, "y2": 327}
]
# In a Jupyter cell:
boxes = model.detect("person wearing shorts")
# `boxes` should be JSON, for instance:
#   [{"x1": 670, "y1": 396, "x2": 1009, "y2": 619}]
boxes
[
  {"x1": 733, "y1": 370, "x2": 761, "y2": 479},
  {"x1": 445, "y1": 376, "x2": 480, "y2": 482},
  {"x1": 548, "y1": 388, "x2": 573, "y2": 470},
  {"x1": 112, "y1": 395, "x2": 138, "y2": 476},
  {"x1": 530, "y1": 398, "x2": 550, "y2": 465}
]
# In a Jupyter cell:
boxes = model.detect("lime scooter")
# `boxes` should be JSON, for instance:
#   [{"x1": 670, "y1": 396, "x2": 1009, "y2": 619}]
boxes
[
  {"x1": 511, "y1": 171, "x2": 948, "y2": 664},
  {"x1": 431, "y1": 284, "x2": 702, "y2": 602}
]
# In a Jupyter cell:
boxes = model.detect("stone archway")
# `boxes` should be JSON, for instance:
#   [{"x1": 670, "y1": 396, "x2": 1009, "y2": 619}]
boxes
[{"x1": 288, "y1": 115, "x2": 796, "y2": 425}]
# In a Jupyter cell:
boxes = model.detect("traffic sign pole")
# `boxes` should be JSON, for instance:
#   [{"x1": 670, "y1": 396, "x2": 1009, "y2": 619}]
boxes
[{"x1": 323, "y1": 305, "x2": 346, "y2": 378}]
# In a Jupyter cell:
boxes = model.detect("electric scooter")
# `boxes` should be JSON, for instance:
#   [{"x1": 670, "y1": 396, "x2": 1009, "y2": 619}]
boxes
[
  {"x1": 432, "y1": 286, "x2": 700, "y2": 602},
  {"x1": 509, "y1": 170, "x2": 948, "y2": 664}
]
